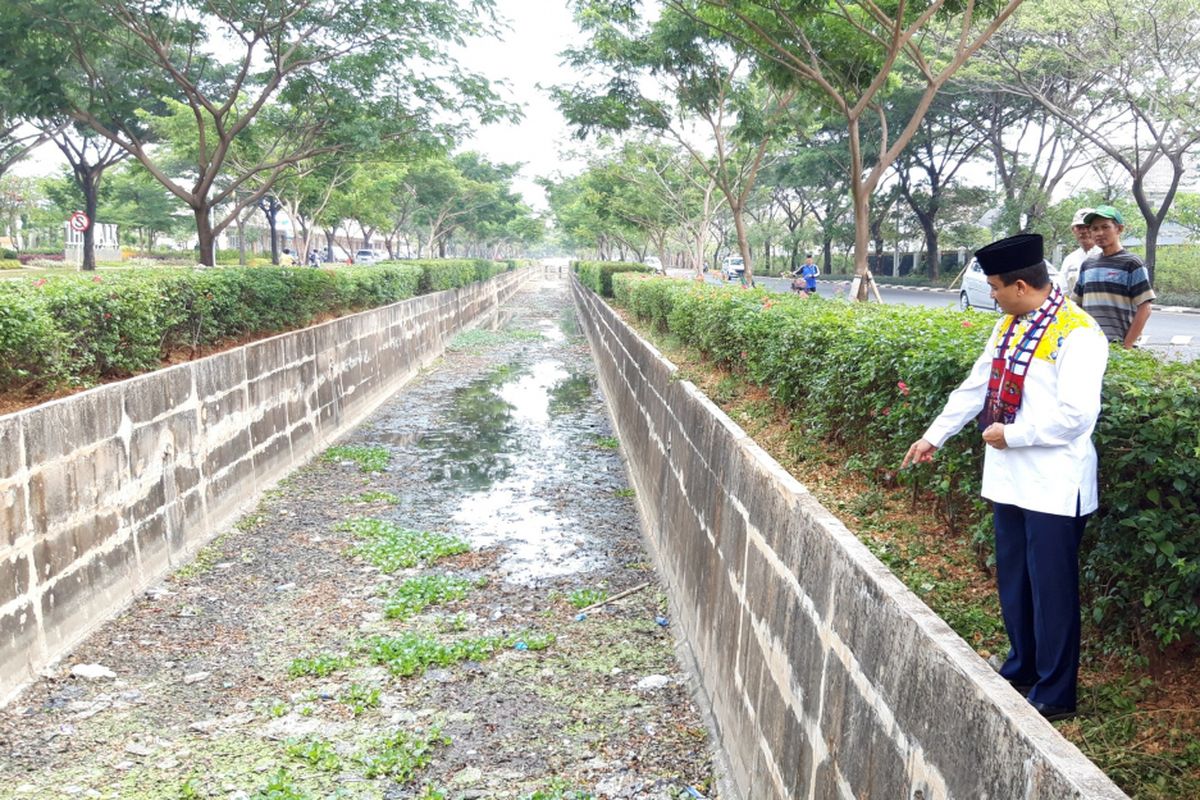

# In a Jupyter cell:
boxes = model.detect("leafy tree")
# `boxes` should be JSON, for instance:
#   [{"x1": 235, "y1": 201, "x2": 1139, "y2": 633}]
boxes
[
  {"x1": 674, "y1": 0, "x2": 1027, "y2": 298},
  {"x1": 989, "y1": 0, "x2": 1200, "y2": 282},
  {"x1": 555, "y1": 3, "x2": 798, "y2": 281},
  {"x1": 0, "y1": 0, "x2": 513, "y2": 265}
]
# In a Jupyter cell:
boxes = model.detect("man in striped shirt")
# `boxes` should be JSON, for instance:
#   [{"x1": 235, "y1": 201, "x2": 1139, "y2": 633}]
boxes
[{"x1": 1072, "y1": 205, "x2": 1155, "y2": 349}]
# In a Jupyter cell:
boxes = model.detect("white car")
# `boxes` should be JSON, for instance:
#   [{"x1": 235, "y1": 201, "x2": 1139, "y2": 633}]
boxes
[
  {"x1": 643, "y1": 255, "x2": 664, "y2": 274},
  {"x1": 721, "y1": 255, "x2": 745, "y2": 280},
  {"x1": 354, "y1": 249, "x2": 384, "y2": 265},
  {"x1": 959, "y1": 258, "x2": 1064, "y2": 311}
]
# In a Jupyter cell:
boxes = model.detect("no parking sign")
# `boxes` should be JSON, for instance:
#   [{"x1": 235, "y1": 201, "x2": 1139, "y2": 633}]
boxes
[{"x1": 68, "y1": 211, "x2": 90, "y2": 232}]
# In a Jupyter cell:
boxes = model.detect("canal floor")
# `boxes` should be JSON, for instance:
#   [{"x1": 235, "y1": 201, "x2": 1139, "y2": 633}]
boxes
[{"x1": 0, "y1": 273, "x2": 717, "y2": 800}]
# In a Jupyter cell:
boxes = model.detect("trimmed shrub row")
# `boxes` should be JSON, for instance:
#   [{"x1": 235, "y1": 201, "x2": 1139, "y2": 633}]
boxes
[
  {"x1": 572, "y1": 260, "x2": 651, "y2": 297},
  {"x1": 608, "y1": 272, "x2": 1200, "y2": 653},
  {"x1": 0, "y1": 260, "x2": 515, "y2": 393}
]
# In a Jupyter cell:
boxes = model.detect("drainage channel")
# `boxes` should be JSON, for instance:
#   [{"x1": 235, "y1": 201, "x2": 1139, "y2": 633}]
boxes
[{"x1": 0, "y1": 274, "x2": 718, "y2": 800}]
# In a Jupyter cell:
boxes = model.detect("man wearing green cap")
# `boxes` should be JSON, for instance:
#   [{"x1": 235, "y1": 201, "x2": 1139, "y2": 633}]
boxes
[{"x1": 1073, "y1": 205, "x2": 1155, "y2": 348}]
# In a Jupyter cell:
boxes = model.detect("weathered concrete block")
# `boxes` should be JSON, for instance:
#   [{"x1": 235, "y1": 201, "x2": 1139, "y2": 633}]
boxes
[
  {"x1": 0, "y1": 484, "x2": 30, "y2": 549},
  {"x1": 124, "y1": 365, "x2": 192, "y2": 425}
]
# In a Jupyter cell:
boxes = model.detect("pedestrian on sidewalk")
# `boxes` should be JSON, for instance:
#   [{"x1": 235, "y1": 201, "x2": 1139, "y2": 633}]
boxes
[
  {"x1": 1073, "y1": 205, "x2": 1155, "y2": 349},
  {"x1": 901, "y1": 233, "x2": 1109, "y2": 723},
  {"x1": 1059, "y1": 207, "x2": 1100, "y2": 294}
]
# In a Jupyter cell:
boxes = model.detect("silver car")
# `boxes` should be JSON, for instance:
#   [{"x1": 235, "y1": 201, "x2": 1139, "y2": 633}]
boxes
[{"x1": 959, "y1": 258, "x2": 1064, "y2": 311}]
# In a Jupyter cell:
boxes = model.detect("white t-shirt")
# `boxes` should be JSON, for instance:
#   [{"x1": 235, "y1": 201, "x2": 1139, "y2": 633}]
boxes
[
  {"x1": 922, "y1": 299, "x2": 1109, "y2": 516},
  {"x1": 1060, "y1": 246, "x2": 1100, "y2": 294}
]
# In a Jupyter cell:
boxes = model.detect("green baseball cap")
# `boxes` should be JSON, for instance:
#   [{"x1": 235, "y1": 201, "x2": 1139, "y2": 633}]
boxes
[{"x1": 1084, "y1": 205, "x2": 1124, "y2": 225}]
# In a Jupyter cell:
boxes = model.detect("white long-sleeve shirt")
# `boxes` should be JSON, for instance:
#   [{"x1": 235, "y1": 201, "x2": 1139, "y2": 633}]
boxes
[{"x1": 923, "y1": 300, "x2": 1110, "y2": 516}]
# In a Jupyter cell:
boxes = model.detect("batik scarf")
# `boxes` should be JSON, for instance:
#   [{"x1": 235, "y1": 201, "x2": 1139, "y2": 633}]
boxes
[{"x1": 978, "y1": 287, "x2": 1064, "y2": 430}]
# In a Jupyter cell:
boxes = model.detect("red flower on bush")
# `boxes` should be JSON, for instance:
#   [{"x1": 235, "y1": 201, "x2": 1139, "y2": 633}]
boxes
[
  {"x1": 32, "y1": 278, "x2": 46, "y2": 288},
  {"x1": 897, "y1": 381, "x2": 910, "y2": 396},
  {"x1": 961, "y1": 320, "x2": 974, "y2": 328},
  {"x1": 103, "y1": 312, "x2": 112, "y2": 320},
  {"x1": 92, "y1": 276, "x2": 102, "y2": 283},
  {"x1": 881, "y1": 406, "x2": 891, "y2": 416}
]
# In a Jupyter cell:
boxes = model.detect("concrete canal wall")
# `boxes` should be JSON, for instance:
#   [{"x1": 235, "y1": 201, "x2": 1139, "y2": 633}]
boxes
[
  {"x1": 571, "y1": 277, "x2": 1126, "y2": 800},
  {"x1": 0, "y1": 269, "x2": 528, "y2": 704}
]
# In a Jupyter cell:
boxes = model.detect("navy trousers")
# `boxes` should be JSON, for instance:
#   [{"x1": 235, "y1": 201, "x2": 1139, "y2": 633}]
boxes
[{"x1": 993, "y1": 501, "x2": 1088, "y2": 710}]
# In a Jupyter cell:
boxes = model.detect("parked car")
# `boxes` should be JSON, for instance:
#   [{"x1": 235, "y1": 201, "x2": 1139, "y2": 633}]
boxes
[
  {"x1": 354, "y1": 249, "x2": 383, "y2": 265},
  {"x1": 643, "y1": 255, "x2": 664, "y2": 274},
  {"x1": 720, "y1": 255, "x2": 745, "y2": 280},
  {"x1": 959, "y1": 257, "x2": 1064, "y2": 311}
]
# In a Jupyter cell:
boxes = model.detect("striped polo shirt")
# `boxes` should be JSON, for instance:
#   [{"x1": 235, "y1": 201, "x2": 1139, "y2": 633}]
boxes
[{"x1": 1071, "y1": 249, "x2": 1155, "y2": 342}]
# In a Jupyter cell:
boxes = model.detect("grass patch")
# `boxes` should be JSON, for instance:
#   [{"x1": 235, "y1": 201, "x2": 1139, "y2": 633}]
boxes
[
  {"x1": 448, "y1": 328, "x2": 543, "y2": 351},
  {"x1": 339, "y1": 683, "x2": 382, "y2": 717},
  {"x1": 251, "y1": 768, "x2": 308, "y2": 800},
  {"x1": 365, "y1": 631, "x2": 554, "y2": 677},
  {"x1": 174, "y1": 531, "x2": 233, "y2": 581},
  {"x1": 337, "y1": 517, "x2": 470, "y2": 572},
  {"x1": 567, "y1": 587, "x2": 608, "y2": 609},
  {"x1": 322, "y1": 444, "x2": 390, "y2": 473},
  {"x1": 613, "y1": 488, "x2": 635, "y2": 498},
  {"x1": 593, "y1": 435, "x2": 620, "y2": 449},
  {"x1": 285, "y1": 737, "x2": 342, "y2": 772},
  {"x1": 348, "y1": 490, "x2": 400, "y2": 504},
  {"x1": 356, "y1": 725, "x2": 450, "y2": 781},
  {"x1": 287, "y1": 652, "x2": 352, "y2": 679},
  {"x1": 523, "y1": 781, "x2": 596, "y2": 800},
  {"x1": 384, "y1": 574, "x2": 480, "y2": 621}
]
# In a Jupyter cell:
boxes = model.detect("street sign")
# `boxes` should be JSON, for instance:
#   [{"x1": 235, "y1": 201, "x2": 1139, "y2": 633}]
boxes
[{"x1": 68, "y1": 211, "x2": 90, "y2": 233}]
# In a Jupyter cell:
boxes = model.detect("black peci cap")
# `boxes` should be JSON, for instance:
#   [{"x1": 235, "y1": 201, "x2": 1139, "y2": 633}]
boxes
[{"x1": 975, "y1": 233, "x2": 1043, "y2": 276}]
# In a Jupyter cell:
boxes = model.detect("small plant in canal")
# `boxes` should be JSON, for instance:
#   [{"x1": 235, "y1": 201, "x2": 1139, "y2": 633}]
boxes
[
  {"x1": 364, "y1": 630, "x2": 554, "y2": 677},
  {"x1": 348, "y1": 489, "x2": 400, "y2": 504},
  {"x1": 322, "y1": 444, "x2": 390, "y2": 473},
  {"x1": 354, "y1": 724, "x2": 450, "y2": 781},
  {"x1": 568, "y1": 587, "x2": 608, "y2": 609},
  {"x1": 338, "y1": 517, "x2": 470, "y2": 571},
  {"x1": 339, "y1": 682, "x2": 381, "y2": 716},
  {"x1": 593, "y1": 435, "x2": 620, "y2": 449},
  {"x1": 251, "y1": 767, "x2": 308, "y2": 800},
  {"x1": 614, "y1": 487, "x2": 636, "y2": 498},
  {"x1": 522, "y1": 780, "x2": 596, "y2": 800},
  {"x1": 384, "y1": 574, "x2": 480, "y2": 621},
  {"x1": 287, "y1": 652, "x2": 352, "y2": 678},
  {"x1": 286, "y1": 736, "x2": 342, "y2": 772}
]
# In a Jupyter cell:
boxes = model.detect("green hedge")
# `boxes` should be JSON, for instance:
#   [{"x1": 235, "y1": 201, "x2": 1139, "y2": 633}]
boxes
[
  {"x1": 608, "y1": 272, "x2": 1200, "y2": 652},
  {"x1": 0, "y1": 262, "x2": 493, "y2": 392},
  {"x1": 376, "y1": 258, "x2": 515, "y2": 294},
  {"x1": 572, "y1": 260, "x2": 650, "y2": 297}
]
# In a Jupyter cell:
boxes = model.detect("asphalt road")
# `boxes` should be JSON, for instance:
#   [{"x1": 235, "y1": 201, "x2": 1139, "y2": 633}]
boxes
[{"x1": 683, "y1": 271, "x2": 1200, "y2": 356}]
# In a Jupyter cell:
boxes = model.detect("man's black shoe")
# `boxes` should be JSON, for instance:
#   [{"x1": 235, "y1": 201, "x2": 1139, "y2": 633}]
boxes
[{"x1": 1030, "y1": 701, "x2": 1076, "y2": 722}]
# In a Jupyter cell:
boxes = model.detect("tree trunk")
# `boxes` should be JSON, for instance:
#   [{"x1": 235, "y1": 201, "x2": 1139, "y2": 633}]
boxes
[
  {"x1": 823, "y1": 237, "x2": 833, "y2": 274},
  {"x1": 80, "y1": 177, "x2": 99, "y2": 272},
  {"x1": 851, "y1": 183, "x2": 872, "y2": 300},
  {"x1": 916, "y1": 210, "x2": 940, "y2": 280},
  {"x1": 259, "y1": 198, "x2": 280, "y2": 265},
  {"x1": 236, "y1": 215, "x2": 247, "y2": 266},
  {"x1": 732, "y1": 204, "x2": 753, "y2": 281},
  {"x1": 1142, "y1": 216, "x2": 1160, "y2": 286},
  {"x1": 195, "y1": 206, "x2": 216, "y2": 266}
]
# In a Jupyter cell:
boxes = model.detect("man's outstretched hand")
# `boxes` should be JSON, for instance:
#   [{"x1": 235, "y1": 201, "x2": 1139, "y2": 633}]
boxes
[{"x1": 901, "y1": 439, "x2": 937, "y2": 469}]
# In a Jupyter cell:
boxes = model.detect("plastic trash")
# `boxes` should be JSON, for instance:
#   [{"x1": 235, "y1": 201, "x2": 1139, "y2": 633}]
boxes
[
  {"x1": 655, "y1": 615, "x2": 669, "y2": 627},
  {"x1": 575, "y1": 613, "x2": 587, "y2": 622},
  {"x1": 685, "y1": 787, "x2": 707, "y2": 799},
  {"x1": 514, "y1": 641, "x2": 528, "y2": 651}
]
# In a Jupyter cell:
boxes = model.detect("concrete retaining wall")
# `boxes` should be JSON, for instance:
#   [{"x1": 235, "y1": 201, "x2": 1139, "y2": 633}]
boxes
[
  {"x1": 0, "y1": 270, "x2": 527, "y2": 704},
  {"x1": 571, "y1": 278, "x2": 1127, "y2": 800}
]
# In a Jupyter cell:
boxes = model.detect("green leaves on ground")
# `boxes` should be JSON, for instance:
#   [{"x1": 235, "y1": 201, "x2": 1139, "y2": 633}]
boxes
[{"x1": 337, "y1": 518, "x2": 469, "y2": 572}]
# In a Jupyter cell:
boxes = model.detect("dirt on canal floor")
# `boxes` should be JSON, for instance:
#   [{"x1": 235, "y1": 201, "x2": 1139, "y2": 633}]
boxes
[{"x1": 0, "y1": 274, "x2": 720, "y2": 800}]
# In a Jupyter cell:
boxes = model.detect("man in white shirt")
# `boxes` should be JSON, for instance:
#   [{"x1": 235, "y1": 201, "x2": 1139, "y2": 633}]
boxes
[
  {"x1": 901, "y1": 233, "x2": 1108, "y2": 722},
  {"x1": 1059, "y1": 207, "x2": 1100, "y2": 294}
]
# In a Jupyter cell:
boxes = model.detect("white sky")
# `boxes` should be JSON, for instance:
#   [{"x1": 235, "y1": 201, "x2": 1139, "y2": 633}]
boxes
[{"x1": 456, "y1": 0, "x2": 588, "y2": 212}]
